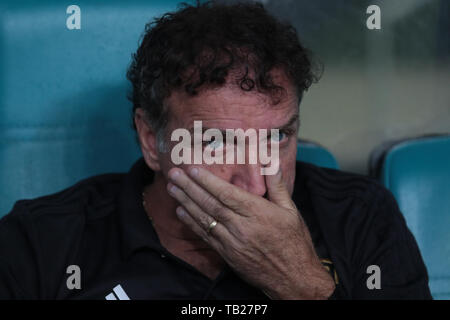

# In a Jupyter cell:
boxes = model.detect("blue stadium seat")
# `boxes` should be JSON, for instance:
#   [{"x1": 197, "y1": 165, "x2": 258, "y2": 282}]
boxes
[
  {"x1": 297, "y1": 139, "x2": 339, "y2": 170},
  {"x1": 370, "y1": 134, "x2": 450, "y2": 299},
  {"x1": 0, "y1": 1, "x2": 181, "y2": 216}
]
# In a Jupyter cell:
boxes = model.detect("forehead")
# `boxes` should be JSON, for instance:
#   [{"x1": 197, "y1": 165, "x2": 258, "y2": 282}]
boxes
[{"x1": 166, "y1": 71, "x2": 299, "y2": 130}]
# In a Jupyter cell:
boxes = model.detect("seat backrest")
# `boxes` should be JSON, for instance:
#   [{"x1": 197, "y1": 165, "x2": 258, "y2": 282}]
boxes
[
  {"x1": 379, "y1": 135, "x2": 450, "y2": 299},
  {"x1": 0, "y1": 1, "x2": 180, "y2": 216},
  {"x1": 297, "y1": 139, "x2": 339, "y2": 170}
]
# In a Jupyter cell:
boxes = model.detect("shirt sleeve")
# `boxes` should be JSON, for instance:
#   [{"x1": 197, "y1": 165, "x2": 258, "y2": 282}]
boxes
[{"x1": 349, "y1": 186, "x2": 432, "y2": 299}]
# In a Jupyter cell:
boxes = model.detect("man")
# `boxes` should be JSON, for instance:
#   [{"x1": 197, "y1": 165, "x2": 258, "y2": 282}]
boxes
[{"x1": 0, "y1": 1, "x2": 431, "y2": 299}]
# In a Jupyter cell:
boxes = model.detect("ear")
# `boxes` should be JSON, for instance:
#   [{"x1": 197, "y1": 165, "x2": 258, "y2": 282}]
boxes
[{"x1": 134, "y1": 108, "x2": 161, "y2": 171}]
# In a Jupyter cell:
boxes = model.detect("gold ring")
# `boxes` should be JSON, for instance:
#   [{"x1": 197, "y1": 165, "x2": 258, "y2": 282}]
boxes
[{"x1": 207, "y1": 220, "x2": 218, "y2": 235}]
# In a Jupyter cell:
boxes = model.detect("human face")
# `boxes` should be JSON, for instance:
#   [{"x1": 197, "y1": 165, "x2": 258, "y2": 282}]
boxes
[{"x1": 157, "y1": 72, "x2": 299, "y2": 197}]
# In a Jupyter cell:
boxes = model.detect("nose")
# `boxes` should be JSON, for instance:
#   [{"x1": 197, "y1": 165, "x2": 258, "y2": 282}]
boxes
[{"x1": 230, "y1": 164, "x2": 267, "y2": 197}]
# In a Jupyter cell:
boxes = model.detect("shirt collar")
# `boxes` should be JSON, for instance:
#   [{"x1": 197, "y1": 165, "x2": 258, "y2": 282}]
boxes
[{"x1": 118, "y1": 157, "x2": 163, "y2": 259}]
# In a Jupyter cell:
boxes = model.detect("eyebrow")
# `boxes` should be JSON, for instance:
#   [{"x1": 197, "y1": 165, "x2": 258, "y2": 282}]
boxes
[
  {"x1": 278, "y1": 114, "x2": 299, "y2": 131},
  {"x1": 186, "y1": 113, "x2": 299, "y2": 134},
  {"x1": 187, "y1": 126, "x2": 228, "y2": 136}
]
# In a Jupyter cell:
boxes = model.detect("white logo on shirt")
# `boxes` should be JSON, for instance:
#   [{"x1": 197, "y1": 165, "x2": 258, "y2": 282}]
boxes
[{"x1": 105, "y1": 284, "x2": 131, "y2": 300}]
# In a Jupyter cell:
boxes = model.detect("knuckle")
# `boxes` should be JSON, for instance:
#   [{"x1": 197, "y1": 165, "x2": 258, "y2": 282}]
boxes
[
  {"x1": 201, "y1": 195, "x2": 230, "y2": 222},
  {"x1": 240, "y1": 198, "x2": 254, "y2": 211},
  {"x1": 213, "y1": 206, "x2": 229, "y2": 220},
  {"x1": 218, "y1": 210, "x2": 233, "y2": 223},
  {"x1": 218, "y1": 188, "x2": 235, "y2": 204},
  {"x1": 199, "y1": 215, "x2": 211, "y2": 229},
  {"x1": 201, "y1": 193, "x2": 218, "y2": 212}
]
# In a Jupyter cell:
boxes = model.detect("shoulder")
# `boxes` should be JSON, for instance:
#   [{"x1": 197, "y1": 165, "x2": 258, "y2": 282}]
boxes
[
  {"x1": 2, "y1": 172, "x2": 124, "y2": 227},
  {"x1": 295, "y1": 161, "x2": 395, "y2": 211},
  {"x1": 294, "y1": 161, "x2": 406, "y2": 256},
  {"x1": 0, "y1": 173, "x2": 125, "y2": 299},
  {"x1": 0, "y1": 172, "x2": 125, "y2": 258},
  {"x1": 0, "y1": 172, "x2": 125, "y2": 265},
  {"x1": 295, "y1": 162, "x2": 424, "y2": 266}
]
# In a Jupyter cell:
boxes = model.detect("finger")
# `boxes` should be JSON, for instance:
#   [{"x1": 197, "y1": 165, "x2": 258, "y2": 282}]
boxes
[
  {"x1": 167, "y1": 182, "x2": 234, "y2": 230},
  {"x1": 167, "y1": 169, "x2": 235, "y2": 222},
  {"x1": 167, "y1": 182, "x2": 218, "y2": 229},
  {"x1": 265, "y1": 166, "x2": 295, "y2": 210},
  {"x1": 185, "y1": 166, "x2": 257, "y2": 215},
  {"x1": 175, "y1": 206, "x2": 227, "y2": 249}
]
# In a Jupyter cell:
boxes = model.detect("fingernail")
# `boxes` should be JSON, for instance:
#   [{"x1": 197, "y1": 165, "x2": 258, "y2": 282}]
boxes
[
  {"x1": 167, "y1": 183, "x2": 179, "y2": 194},
  {"x1": 169, "y1": 169, "x2": 180, "y2": 180},
  {"x1": 190, "y1": 167, "x2": 199, "y2": 177},
  {"x1": 176, "y1": 206, "x2": 185, "y2": 217}
]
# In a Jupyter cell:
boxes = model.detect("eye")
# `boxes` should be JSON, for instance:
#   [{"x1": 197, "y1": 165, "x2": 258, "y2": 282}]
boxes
[
  {"x1": 204, "y1": 138, "x2": 224, "y2": 151},
  {"x1": 270, "y1": 131, "x2": 287, "y2": 143}
]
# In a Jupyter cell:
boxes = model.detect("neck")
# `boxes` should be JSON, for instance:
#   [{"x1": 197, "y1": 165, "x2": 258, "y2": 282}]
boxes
[
  {"x1": 143, "y1": 171, "x2": 225, "y2": 280},
  {"x1": 143, "y1": 172, "x2": 210, "y2": 246}
]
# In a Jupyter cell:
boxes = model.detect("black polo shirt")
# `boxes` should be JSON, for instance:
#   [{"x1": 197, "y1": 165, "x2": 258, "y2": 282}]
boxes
[{"x1": 0, "y1": 158, "x2": 431, "y2": 299}]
